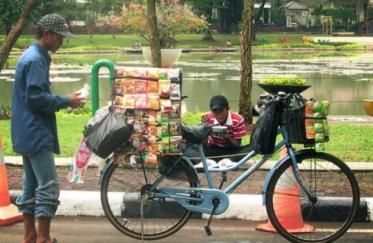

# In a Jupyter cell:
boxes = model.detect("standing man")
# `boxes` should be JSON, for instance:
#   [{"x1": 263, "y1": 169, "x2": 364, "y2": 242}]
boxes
[{"x1": 11, "y1": 14, "x2": 84, "y2": 243}]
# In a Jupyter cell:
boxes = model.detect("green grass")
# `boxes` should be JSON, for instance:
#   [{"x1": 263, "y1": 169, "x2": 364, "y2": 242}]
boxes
[
  {"x1": 1, "y1": 113, "x2": 372, "y2": 162},
  {"x1": 0, "y1": 33, "x2": 364, "y2": 51}
]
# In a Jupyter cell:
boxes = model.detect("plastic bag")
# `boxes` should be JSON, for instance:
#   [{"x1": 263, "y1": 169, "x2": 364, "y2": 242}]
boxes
[
  {"x1": 250, "y1": 100, "x2": 281, "y2": 154},
  {"x1": 67, "y1": 138, "x2": 91, "y2": 184},
  {"x1": 84, "y1": 110, "x2": 131, "y2": 158}
]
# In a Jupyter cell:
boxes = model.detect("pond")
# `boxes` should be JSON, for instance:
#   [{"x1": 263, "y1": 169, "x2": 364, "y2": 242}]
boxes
[{"x1": 1, "y1": 51, "x2": 373, "y2": 115}]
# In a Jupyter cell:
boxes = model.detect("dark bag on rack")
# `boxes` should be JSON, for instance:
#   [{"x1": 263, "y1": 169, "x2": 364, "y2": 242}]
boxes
[
  {"x1": 84, "y1": 110, "x2": 131, "y2": 158},
  {"x1": 250, "y1": 100, "x2": 281, "y2": 154}
]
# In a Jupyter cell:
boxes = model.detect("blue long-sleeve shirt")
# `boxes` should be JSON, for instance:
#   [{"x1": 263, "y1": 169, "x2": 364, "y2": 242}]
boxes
[{"x1": 11, "y1": 43, "x2": 70, "y2": 155}]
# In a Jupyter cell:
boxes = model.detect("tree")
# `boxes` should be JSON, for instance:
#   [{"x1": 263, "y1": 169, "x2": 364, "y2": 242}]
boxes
[
  {"x1": 239, "y1": 0, "x2": 254, "y2": 126},
  {"x1": 0, "y1": 0, "x2": 27, "y2": 35},
  {"x1": 115, "y1": 1, "x2": 208, "y2": 48},
  {"x1": 0, "y1": 0, "x2": 40, "y2": 72},
  {"x1": 147, "y1": 0, "x2": 161, "y2": 67}
]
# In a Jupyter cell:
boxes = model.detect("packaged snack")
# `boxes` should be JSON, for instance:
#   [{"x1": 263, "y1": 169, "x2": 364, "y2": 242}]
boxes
[
  {"x1": 68, "y1": 138, "x2": 91, "y2": 184},
  {"x1": 148, "y1": 110, "x2": 157, "y2": 122},
  {"x1": 122, "y1": 94, "x2": 136, "y2": 109},
  {"x1": 123, "y1": 79, "x2": 136, "y2": 94},
  {"x1": 159, "y1": 80, "x2": 171, "y2": 98},
  {"x1": 147, "y1": 94, "x2": 160, "y2": 110},
  {"x1": 113, "y1": 96, "x2": 124, "y2": 108},
  {"x1": 305, "y1": 125, "x2": 315, "y2": 139},
  {"x1": 115, "y1": 68, "x2": 125, "y2": 78},
  {"x1": 135, "y1": 94, "x2": 147, "y2": 109},
  {"x1": 161, "y1": 119, "x2": 170, "y2": 137},
  {"x1": 145, "y1": 144, "x2": 158, "y2": 165},
  {"x1": 135, "y1": 79, "x2": 147, "y2": 93},
  {"x1": 170, "y1": 103, "x2": 180, "y2": 118},
  {"x1": 313, "y1": 112, "x2": 325, "y2": 119},
  {"x1": 148, "y1": 126, "x2": 157, "y2": 143},
  {"x1": 314, "y1": 121, "x2": 324, "y2": 133},
  {"x1": 157, "y1": 141, "x2": 163, "y2": 154},
  {"x1": 148, "y1": 69, "x2": 159, "y2": 80},
  {"x1": 114, "y1": 85, "x2": 123, "y2": 96},
  {"x1": 159, "y1": 70, "x2": 168, "y2": 80},
  {"x1": 170, "y1": 83, "x2": 181, "y2": 100},
  {"x1": 315, "y1": 143, "x2": 325, "y2": 152},
  {"x1": 135, "y1": 68, "x2": 148, "y2": 78},
  {"x1": 169, "y1": 118, "x2": 181, "y2": 136},
  {"x1": 162, "y1": 136, "x2": 170, "y2": 153},
  {"x1": 169, "y1": 136, "x2": 182, "y2": 153},
  {"x1": 315, "y1": 132, "x2": 325, "y2": 143},
  {"x1": 168, "y1": 69, "x2": 180, "y2": 82},
  {"x1": 160, "y1": 99, "x2": 172, "y2": 111},
  {"x1": 147, "y1": 80, "x2": 159, "y2": 93}
]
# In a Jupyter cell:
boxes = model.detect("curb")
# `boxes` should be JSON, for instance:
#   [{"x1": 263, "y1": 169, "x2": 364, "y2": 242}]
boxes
[{"x1": 9, "y1": 190, "x2": 373, "y2": 222}]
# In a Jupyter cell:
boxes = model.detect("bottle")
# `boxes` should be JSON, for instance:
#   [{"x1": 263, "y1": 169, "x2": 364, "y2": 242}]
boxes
[{"x1": 67, "y1": 84, "x2": 90, "y2": 112}]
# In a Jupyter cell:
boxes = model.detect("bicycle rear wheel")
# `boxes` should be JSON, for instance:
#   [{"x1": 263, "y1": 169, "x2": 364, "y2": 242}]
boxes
[
  {"x1": 100, "y1": 155, "x2": 198, "y2": 240},
  {"x1": 265, "y1": 150, "x2": 359, "y2": 243}
]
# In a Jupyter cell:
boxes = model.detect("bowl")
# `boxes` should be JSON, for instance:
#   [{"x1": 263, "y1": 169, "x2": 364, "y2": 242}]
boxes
[
  {"x1": 212, "y1": 126, "x2": 227, "y2": 133},
  {"x1": 258, "y1": 84, "x2": 311, "y2": 94}
]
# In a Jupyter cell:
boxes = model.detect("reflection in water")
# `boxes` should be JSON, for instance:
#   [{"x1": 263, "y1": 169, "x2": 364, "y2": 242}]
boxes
[{"x1": 1, "y1": 52, "x2": 373, "y2": 115}]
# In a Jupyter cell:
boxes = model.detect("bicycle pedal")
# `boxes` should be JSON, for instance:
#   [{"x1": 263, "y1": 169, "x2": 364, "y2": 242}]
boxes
[{"x1": 204, "y1": 225, "x2": 212, "y2": 236}]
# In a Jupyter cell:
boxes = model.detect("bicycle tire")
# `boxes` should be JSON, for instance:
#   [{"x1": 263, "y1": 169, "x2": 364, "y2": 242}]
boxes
[
  {"x1": 100, "y1": 155, "x2": 198, "y2": 240},
  {"x1": 265, "y1": 150, "x2": 359, "y2": 243}
]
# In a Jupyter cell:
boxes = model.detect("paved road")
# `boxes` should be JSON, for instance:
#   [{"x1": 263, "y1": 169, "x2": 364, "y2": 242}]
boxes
[{"x1": 1, "y1": 217, "x2": 373, "y2": 243}]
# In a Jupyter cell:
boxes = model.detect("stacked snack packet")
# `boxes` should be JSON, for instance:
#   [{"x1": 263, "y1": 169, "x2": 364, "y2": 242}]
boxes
[
  {"x1": 305, "y1": 100, "x2": 330, "y2": 152},
  {"x1": 113, "y1": 67, "x2": 184, "y2": 166}
]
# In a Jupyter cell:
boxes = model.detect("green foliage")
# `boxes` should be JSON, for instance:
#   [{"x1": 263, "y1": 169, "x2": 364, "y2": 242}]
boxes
[
  {"x1": 0, "y1": 0, "x2": 26, "y2": 34},
  {"x1": 259, "y1": 75, "x2": 306, "y2": 86},
  {"x1": 114, "y1": 1, "x2": 208, "y2": 48}
]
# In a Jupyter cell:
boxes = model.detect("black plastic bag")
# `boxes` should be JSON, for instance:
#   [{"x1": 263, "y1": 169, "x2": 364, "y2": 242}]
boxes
[
  {"x1": 250, "y1": 100, "x2": 281, "y2": 154},
  {"x1": 84, "y1": 111, "x2": 131, "y2": 158}
]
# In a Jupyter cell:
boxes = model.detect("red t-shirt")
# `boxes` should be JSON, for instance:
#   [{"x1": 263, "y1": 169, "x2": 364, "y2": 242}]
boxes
[{"x1": 205, "y1": 111, "x2": 246, "y2": 148}]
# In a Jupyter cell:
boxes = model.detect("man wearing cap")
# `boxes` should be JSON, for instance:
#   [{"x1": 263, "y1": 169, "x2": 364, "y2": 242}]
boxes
[
  {"x1": 201, "y1": 95, "x2": 247, "y2": 157},
  {"x1": 11, "y1": 14, "x2": 83, "y2": 243}
]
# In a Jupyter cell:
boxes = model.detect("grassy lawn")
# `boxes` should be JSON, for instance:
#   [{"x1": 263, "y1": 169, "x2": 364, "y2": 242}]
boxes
[
  {"x1": 0, "y1": 33, "x2": 363, "y2": 51},
  {"x1": 1, "y1": 112, "x2": 372, "y2": 162}
]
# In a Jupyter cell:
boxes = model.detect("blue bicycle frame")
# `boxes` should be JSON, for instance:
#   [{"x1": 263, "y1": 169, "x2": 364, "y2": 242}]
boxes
[{"x1": 150, "y1": 123, "x2": 316, "y2": 215}]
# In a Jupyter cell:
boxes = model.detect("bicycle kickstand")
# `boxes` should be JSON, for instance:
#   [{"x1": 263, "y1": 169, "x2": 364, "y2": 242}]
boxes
[{"x1": 204, "y1": 198, "x2": 220, "y2": 236}]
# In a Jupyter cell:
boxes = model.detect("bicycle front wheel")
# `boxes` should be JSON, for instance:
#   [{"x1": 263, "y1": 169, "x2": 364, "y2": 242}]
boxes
[
  {"x1": 100, "y1": 155, "x2": 198, "y2": 240},
  {"x1": 265, "y1": 150, "x2": 359, "y2": 243}
]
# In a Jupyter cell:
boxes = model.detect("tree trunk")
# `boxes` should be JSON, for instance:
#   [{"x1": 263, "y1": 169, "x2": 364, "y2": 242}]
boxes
[
  {"x1": 0, "y1": 0, "x2": 40, "y2": 72},
  {"x1": 253, "y1": 0, "x2": 267, "y2": 41},
  {"x1": 147, "y1": 0, "x2": 161, "y2": 67},
  {"x1": 201, "y1": 8, "x2": 214, "y2": 42},
  {"x1": 239, "y1": 0, "x2": 254, "y2": 126}
]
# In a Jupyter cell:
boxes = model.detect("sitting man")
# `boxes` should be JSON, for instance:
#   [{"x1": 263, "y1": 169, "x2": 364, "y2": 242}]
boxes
[{"x1": 201, "y1": 95, "x2": 247, "y2": 158}]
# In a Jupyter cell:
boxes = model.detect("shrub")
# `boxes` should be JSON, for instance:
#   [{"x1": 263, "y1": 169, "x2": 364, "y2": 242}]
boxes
[
  {"x1": 259, "y1": 75, "x2": 306, "y2": 86},
  {"x1": 113, "y1": 0, "x2": 208, "y2": 48}
]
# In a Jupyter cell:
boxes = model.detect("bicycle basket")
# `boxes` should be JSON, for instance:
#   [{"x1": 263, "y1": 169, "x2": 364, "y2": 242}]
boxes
[{"x1": 250, "y1": 99, "x2": 281, "y2": 154}]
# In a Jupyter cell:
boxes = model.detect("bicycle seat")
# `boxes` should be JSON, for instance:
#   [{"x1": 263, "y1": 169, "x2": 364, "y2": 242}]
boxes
[{"x1": 181, "y1": 123, "x2": 212, "y2": 144}]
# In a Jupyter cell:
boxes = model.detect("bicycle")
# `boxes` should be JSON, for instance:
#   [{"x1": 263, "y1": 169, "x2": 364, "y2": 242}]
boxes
[{"x1": 99, "y1": 92, "x2": 360, "y2": 243}]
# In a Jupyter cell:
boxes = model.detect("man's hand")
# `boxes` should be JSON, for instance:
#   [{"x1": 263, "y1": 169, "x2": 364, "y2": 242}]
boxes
[{"x1": 68, "y1": 92, "x2": 85, "y2": 108}]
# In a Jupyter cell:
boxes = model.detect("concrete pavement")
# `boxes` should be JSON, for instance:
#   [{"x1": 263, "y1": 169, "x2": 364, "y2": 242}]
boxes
[{"x1": 5, "y1": 155, "x2": 373, "y2": 222}]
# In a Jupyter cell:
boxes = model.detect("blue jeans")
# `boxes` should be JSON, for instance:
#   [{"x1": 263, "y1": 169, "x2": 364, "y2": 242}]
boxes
[{"x1": 16, "y1": 150, "x2": 60, "y2": 218}]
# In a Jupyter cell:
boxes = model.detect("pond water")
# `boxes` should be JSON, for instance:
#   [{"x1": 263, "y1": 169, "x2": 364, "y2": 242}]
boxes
[{"x1": 1, "y1": 51, "x2": 373, "y2": 115}]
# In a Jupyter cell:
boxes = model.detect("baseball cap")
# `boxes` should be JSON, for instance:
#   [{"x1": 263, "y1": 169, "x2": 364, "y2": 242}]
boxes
[
  {"x1": 38, "y1": 14, "x2": 75, "y2": 38},
  {"x1": 210, "y1": 95, "x2": 229, "y2": 112}
]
